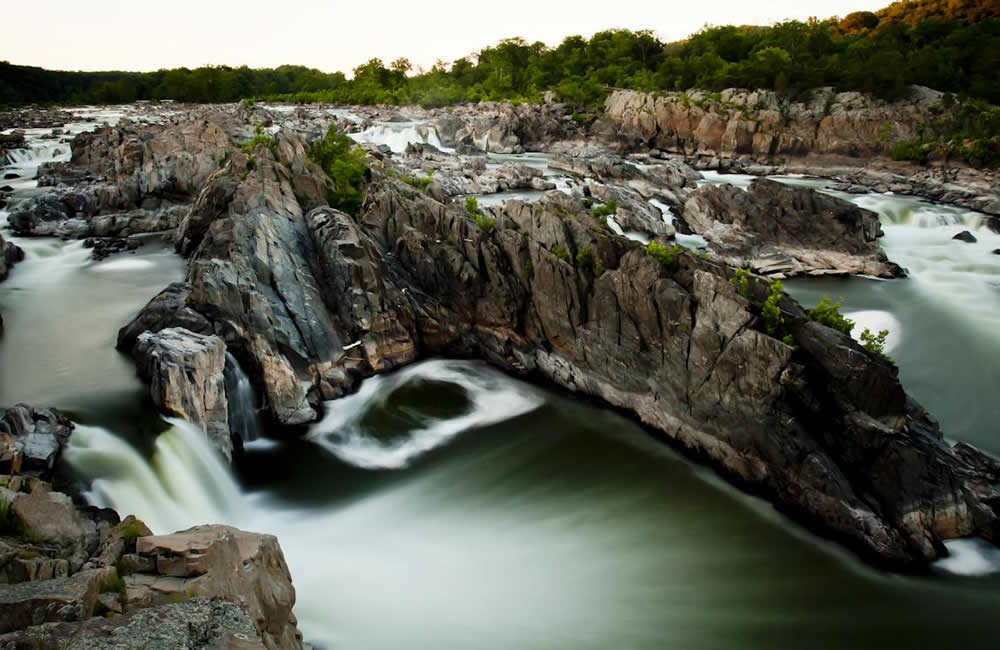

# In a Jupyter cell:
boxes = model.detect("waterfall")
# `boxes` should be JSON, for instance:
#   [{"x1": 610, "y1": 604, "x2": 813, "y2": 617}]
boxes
[
  {"x1": 225, "y1": 352, "x2": 262, "y2": 443},
  {"x1": 349, "y1": 122, "x2": 450, "y2": 153},
  {"x1": 65, "y1": 419, "x2": 245, "y2": 534}
]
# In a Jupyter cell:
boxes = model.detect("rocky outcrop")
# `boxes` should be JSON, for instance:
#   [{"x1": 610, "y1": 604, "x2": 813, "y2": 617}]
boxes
[
  {"x1": 0, "y1": 405, "x2": 74, "y2": 481},
  {"x1": 603, "y1": 86, "x2": 941, "y2": 160},
  {"x1": 681, "y1": 179, "x2": 903, "y2": 277},
  {"x1": 0, "y1": 232, "x2": 23, "y2": 282},
  {"x1": 123, "y1": 125, "x2": 1000, "y2": 567},
  {"x1": 128, "y1": 525, "x2": 300, "y2": 649},
  {"x1": 433, "y1": 102, "x2": 573, "y2": 153},
  {"x1": 601, "y1": 87, "x2": 1000, "y2": 215},
  {"x1": 133, "y1": 328, "x2": 232, "y2": 460},
  {"x1": 396, "y1": 144, "x2": 554, "y2": 199},
  {"x1": 116, "y1": 282, "x2": 214, "y2": 352}
]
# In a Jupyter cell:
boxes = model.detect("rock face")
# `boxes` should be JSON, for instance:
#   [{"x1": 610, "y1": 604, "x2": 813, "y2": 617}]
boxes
[
  {"x1": 0, "y1": 233, "x2": 23, "y2": 282},
  {"x1": 122, "y1": 117, "x2": 1000, "y2": 567},
  {"x1": 603, "y1": 87, "x2": 940, "y2": 160},
  {"x1": 133, "y1": 328, "x2": 232, "y2": 460},
  {"x1": 130, "y1": 525, "x2": 300, "y2": 649},
  {"x1": 0, "y1": 405, "x2": 74, "y2": 481},
  {"x1": 682, "y1": 179, "x2": 903, "y2": 277},
  {"x1": 433, "y1": 102, "x2": 572, "y2": 153}
]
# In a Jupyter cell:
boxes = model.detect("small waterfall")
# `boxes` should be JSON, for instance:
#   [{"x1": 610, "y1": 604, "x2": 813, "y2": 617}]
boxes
[
  {"x1": 225, "y1": 353, "x2": 262, "y2": 443},
  {"x1": 65, "y1": 419, "x2": 245, "y2": 534},
  {"x1": 349, "y1": 122, "x2": 449, "y2": 153}
]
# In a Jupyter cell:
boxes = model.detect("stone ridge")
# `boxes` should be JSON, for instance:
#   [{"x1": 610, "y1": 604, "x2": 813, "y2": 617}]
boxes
[{"x1": 114, "y1": 121, "x2": 999, "y2": 568}]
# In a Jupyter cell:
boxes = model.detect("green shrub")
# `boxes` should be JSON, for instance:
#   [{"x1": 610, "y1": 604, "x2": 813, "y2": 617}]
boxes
[
  {"x1": 402, "y1": 174, "x2": 434, "y2": 192},
  {"x1": 520, "y1": 259, "x2": 534, "y2": 279},
  {"x1": 591, "y1": 200, "x2": 617, "y2": 220},
  {"x1": 782, "y1": 334, "x2": 795, "y2": 347},
  {"x1": 645, "y1": 241, "x2": 684, "y2": 271},
  {"x1": 891, "y1": 140, "x2": 929, "y2": 164},
  {"x1": 761, "y1": 280, "x2": 784, "y2": 335},
  {"x1": 240, "y1": 124, "x2": 278, "y2": 157},
  {"x1": 860, "y1": 328, "x2": 889, "y2": 356},
  {"x1": 465, "y1": 196, "x2": 479, "y2": 218},
  {"x1": 729, "y1": 267, "x2": 752, "y2": 298},
  {"x1": 575, "y1": 246, "x2": 605, "y2": 274},
  {"x1": 308, "y1": 124, "x2": 369, "y2": 215},
  {"x1": 808, "y1": 296, "x2": 854, "y2": 335},
  {"x1": 551, "y1": 244, "x2": 570, "y2": 262}
]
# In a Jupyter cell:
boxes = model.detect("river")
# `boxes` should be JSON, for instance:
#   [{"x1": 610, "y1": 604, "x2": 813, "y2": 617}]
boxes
[{"x1": 2, "y1": 108, "x2": 999, "y2": 649}]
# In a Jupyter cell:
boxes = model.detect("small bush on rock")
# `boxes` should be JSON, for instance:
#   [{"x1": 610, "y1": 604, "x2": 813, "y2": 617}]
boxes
[
  {"x1": 808, "y1": 296, "x2": 854, "y2": 335},
  {"x1": 308, "y1": 124, "x2": 369, "y2": 215}
]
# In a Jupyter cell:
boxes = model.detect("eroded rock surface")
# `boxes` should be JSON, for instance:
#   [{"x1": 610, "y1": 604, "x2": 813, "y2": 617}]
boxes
[
  {"x1": 682, "y1": 178, "x2": 904, "y2": 277},
  {"x1": 116, "y1": 120, "x2": 1000, "y2": 566}
]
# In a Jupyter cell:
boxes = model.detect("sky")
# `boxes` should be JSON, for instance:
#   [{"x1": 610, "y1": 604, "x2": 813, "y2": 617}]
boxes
[{"x1": 5, "y1": 0, "x2": 883, "y2": 73}]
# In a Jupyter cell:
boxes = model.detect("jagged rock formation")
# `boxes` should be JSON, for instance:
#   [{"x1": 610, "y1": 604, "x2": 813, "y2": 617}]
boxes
[
  {"x1": 681, "y1": 178, "x2": 904, "y2": 277},
  {"x1": 112, "y1": 118, "x2": 1000, "y2": 568}
]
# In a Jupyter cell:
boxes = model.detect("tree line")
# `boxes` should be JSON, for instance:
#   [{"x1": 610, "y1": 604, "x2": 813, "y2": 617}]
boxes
[{"x1": 1, "y1": 0, "x2": 998, "y2": 108}]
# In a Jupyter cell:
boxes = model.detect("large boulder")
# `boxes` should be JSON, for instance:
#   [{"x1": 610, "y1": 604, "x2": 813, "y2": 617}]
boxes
[
  {"x1": 133, "y1": 328, "x2": 232, "y2": 460},
  {"x1": 681, "y1": 178, "x2": 903, "y2": 277},
  {"x1": 128, "y1": 526, "x2": 301, "y2": 649},
  {"x1": 0, "y1": 233, "x2": 23, "y2": 282}
]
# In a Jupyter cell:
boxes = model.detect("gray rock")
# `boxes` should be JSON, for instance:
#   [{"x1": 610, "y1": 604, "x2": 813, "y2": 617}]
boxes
[
  {"x1": 0, "y1": 405, "x2": 74, "y2": 480},
  {"x1": 682, "y1": 178, "x2": 902, "y2": 277},
  {"x1": 116, "y1": 282, "x2": 214, "y2": 353},
  {"x1": 952, "y1": 230, "x2": 977, "y2": 243},
  {"x1": 0, "y1": 567, "x2": 116, "y2": 633},
  {"x1": 0, "y1": 598, "x2": 265, "y2": 650},
  {"x1": 133, "y1": 328, "x2": 232, "y2": 460}
]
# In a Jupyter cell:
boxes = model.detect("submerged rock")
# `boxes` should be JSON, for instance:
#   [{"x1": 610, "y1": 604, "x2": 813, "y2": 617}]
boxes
[
  {"x1": 952, "y1": 230, "x2": 977, "y2": 243},
  {"x1": 0, "y1": 232, "x2": 24, "y2": 282}
]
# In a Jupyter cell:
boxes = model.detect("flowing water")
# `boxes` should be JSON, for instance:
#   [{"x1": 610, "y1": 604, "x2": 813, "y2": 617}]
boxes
[{"x1": 3, "y1": 111, "x2": 1000, "y2": 649}]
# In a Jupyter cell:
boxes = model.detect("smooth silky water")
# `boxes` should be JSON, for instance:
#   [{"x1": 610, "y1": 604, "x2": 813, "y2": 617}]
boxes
[{"x1": 4, "y1": 114, "x2": 1000, "y2": 649}]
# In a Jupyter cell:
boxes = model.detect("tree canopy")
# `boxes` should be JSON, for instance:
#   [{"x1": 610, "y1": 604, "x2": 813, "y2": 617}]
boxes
[{"x1": 2, "y1": 0, "x2": 999, "y2": 107}]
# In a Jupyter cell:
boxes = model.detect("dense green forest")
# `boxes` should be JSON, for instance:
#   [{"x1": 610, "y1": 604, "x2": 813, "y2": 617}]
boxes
[{"x1": 2, "y1": 0, "x2": 999, "y2": 108}]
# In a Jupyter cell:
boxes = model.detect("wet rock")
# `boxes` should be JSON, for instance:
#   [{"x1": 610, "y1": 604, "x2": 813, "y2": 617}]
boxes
[
  {"x1": 116, "y1": 282, "x2": 214, "y2": 352},
  {"x1": 952, "y1": 230, "x2": 977, "y2": 243},
  {"x1": 682, "y1": 178, "x2": 902, "y2": 277},
  {"x1": 3, "y1": 173, "x2": 19, "y2": 180},
  {"x1": 82, "y1": 237, "x2": 141, "y2": 261},
  {"x1": 133, "y1": 328, "x2": 232, "y2": 460},
  {"x1": 0, "y1": 405, "x2": 74, "y2": 481},
  {"x1": 0, "y1": 233, "x2": 24, "y2": 282}
]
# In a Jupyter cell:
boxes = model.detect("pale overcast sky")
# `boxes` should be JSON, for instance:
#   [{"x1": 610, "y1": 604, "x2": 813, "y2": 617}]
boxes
[{"x1": 6, "y1": 0, "x2": 883, "y2": 73}]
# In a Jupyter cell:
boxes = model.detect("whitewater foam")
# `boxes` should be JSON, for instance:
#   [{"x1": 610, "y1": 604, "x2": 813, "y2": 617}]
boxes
[{"x1": 307, "y1": 360, "x2": 544, "y2": 469}]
